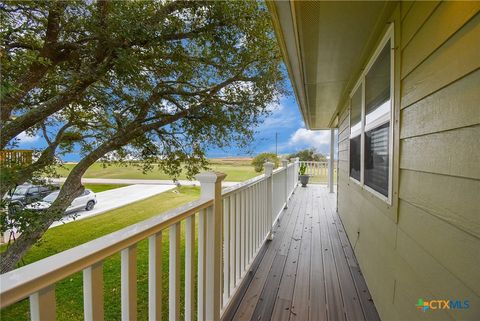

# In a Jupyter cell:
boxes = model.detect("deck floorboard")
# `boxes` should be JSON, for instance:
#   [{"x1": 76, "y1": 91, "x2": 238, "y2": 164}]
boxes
[{"x1": 228, "y1": 185, "x2": 380, "y2": 321}]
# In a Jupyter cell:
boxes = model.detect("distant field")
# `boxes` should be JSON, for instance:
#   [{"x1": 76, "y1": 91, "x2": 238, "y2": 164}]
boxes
[{"x1": 57, "y1": 158, "x2": 258, "y2": 182}]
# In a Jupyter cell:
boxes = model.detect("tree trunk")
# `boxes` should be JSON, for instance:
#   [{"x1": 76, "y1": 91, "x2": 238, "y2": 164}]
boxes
[
  {"x1": 0, "y1": 132, "x2": 130, "y2": 273},
  {"x1": 0, "y1": 168, "x2": 84, "y2": 273},
  {"x1": 0, "y1": 115, "x2": 183, "y2": 272}
]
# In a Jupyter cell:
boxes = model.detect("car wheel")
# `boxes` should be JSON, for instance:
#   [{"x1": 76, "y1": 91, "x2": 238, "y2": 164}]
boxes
[{"x1": 85, "y1": 201, "x2": 95, "y2": 211}]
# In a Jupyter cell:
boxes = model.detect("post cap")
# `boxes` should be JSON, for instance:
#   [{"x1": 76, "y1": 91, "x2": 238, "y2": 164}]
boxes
[
  {"x1": 195, "y1": 171, "x2": 227, "y2": 183},
  {"x1": 263, "y1": 161, "x2": 274, "y2": 169},
  {"x1": 264, "y1": 162, "x2": 274, "y2": 176},
  {"x1": 281, "y1": 159, "x2": 288, "y2": 166}
]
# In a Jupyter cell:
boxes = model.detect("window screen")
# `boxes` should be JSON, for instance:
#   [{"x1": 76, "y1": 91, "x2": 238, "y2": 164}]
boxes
[
  {"x1": 350, "y1": 85, "x2": 362, "y2": 134},
  {"x1": 349, "y1": 84, "x2": 362, "y2": 181},
  {"x1": 364, "y1": 122, "x2": 389, "y2": 196},
  {"x1": 349, "y1": 135, "x2": 361, "y2": 181},
  {"x1": 348, "y1": 31, "x2": 393, "y2": 201},
  {"x1": 365, "y1": 41, "x2": 390, "y2": 127}
]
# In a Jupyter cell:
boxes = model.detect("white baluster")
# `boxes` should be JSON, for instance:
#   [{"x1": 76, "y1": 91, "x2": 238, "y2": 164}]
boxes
[
  {"x1": 235, "y1": 192, "x2": 241, "y2": 284},
  {"x1": 264, "y1": 162, "x2": 274, "y2": 240},
  {"x1": 121, "y1": 245, "x2": 137, "y2": 321},
  {"x1": 282, "y1": 159, "x2": 288, "y2": 209},
  {"x1": 240, "y1": 189, "x2": 245, "y2": 275},
  {"x1": 248, "y1": 187, "x2": 253, "y2": 263},
  {"x1": 229, "y1": 196, "x2": 236, "y2": 293},
  {"x1": 169, "y1": 223, "x2": 181, "y2": 321},
  {"x1": 198, "y1": 210, "x2": 206, "y2": 321},
  {"x1": 84, "y1": 262, "x2": 104, "y2": 321},
  {"x1": 223, "y1": 198, "x2": 229, "y2": 304},
  {"x1": 30, "y1": 285, "x2": 55, "y2": 321},
  {"x1": 148, "y1": 232, "x2": 162, "y2": 321},
  {"x1": 185, "y1": 217, "x2": 195, "y2": 321}
]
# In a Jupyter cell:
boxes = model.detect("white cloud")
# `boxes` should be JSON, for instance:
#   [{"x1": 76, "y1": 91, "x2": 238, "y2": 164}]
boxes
[
  {"x1": 17, "y1": 131, "x2": 39, "y2": 143},
  {"x1": 288, "y1": 128, "x2": 330, "y2": 149},
  {"x1": 261, "y1": 98, "x2": 297, "y2": 130}
]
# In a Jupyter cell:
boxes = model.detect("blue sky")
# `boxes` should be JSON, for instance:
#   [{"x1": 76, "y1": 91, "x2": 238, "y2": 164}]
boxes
[
  {"x1": 15, "y1": 79, "x2": 335, "y2": 160},
  {"x1": 207, "y1": 91, "x2": 334, "y2": 158}
]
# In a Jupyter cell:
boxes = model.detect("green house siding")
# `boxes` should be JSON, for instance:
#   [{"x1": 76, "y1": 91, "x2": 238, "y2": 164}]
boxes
[{"x1": 337, "y1": 2, "x2": 480, "y2": 321}]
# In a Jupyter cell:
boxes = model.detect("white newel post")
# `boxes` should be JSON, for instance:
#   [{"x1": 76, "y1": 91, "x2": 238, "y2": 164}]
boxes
[
  {"x1": 264, "y1": 162, "x2": 274, "y2": 241},
  {"x1": 281, "y1": 159, "x2": 289, "y2": 209},
  {"x1": 329, "y1": 128, "x2": 335, "y2": 193},
  {"x1": 196, "y1": 171, "x2": 226, "y2": 321},
  {"x1": 289, "y1": 158, "x2": 295, "y2": 194},
  {"x1": 295, "y1": 157, "x2": 300, "y2": 184}
]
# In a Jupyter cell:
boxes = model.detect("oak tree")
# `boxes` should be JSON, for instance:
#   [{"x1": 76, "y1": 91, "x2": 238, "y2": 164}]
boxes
[{"x1": 0, "y1": 0, "x2": 284, "y2": 272}]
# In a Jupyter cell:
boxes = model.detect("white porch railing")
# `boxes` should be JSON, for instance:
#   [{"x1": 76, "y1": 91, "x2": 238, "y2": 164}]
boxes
[
  {"x1": 298, "y1": 160, "x2": 328, "y2": 177},
  {"x1": 0, "y1": 160, "x2": 299, "y2": 321}
]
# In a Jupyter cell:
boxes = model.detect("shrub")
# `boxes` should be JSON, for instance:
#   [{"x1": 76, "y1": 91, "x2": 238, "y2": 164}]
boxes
[
  {"x1": 251, "y1": 153, "x2": 280, "y2": 172},
  {"x1": 288, "y1": 148, "x2": 326, "y2": 161}
]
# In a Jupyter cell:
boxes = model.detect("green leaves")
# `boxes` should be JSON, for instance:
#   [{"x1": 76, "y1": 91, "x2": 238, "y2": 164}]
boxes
[
  {"x1": 251, "y1": 152, "x2": 280, "y2": 172},
  {"x1": 1, "y1": 0, "x2": 288, "y2": 270}
]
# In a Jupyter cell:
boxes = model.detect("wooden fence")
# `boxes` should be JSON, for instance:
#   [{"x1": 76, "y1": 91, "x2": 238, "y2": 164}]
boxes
[{"x1": 0, "y1": 150, "x2": 33, "y2": 167}]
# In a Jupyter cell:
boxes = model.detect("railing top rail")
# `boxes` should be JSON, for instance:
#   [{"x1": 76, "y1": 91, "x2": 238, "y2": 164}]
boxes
[
  {"x1": 0, "y1": 197, "x2": 213, "y2": 308},
  {"x1": 222, "y1": 173, "x2": 267, "y2": 197},
  {"x1": 272, "y1": 167, "x2": 283, "y2": 175},
  {"x1": 222, "y1": 160, "x2": 297, "y2": 198}
]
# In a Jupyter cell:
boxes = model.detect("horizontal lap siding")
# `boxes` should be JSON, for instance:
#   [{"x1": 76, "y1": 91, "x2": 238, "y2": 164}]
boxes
[
  {"x1": 337, "y1": 2, "x2": 480, "y2": 321},
  {"x1": 337, "y1": 105, "x2": 399, "y2": 321},
  {"x1": 400, "y1": 125, "x2": 480, "y2": 179},
  {"x1": 401, "y1": 11, "x2": 480, "y2": 109},
  {"x1": 397, "y1": 1, "x2": 480, "y2": 320},
  {"x1": 401, "y1": 1, "x2": 479, "y2": 76},
  {"x1": 400, "y1": 70, "x2": 480, "y2": 139}
]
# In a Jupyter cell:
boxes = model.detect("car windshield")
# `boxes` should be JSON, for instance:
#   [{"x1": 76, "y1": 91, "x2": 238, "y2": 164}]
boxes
[
  {"x1": 43, "y1": 192, "x2": 59, "y2": 203},
  {"x1": 13, "y1": 186, "x2": 30, "y2": 196}
]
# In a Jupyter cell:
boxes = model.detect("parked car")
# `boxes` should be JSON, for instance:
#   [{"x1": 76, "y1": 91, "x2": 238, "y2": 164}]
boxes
[
  {"x1": 3, "y1": 183, "x2": 59, "y2": 206},
  {"x1": 25, "y1": 189, "x2": 97, "y2": 213}
]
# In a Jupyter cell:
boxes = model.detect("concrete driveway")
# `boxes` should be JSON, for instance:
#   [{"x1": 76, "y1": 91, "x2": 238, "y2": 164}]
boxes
[{"x1": 50, "y1": 184, "x2": 175, "y2": 227}]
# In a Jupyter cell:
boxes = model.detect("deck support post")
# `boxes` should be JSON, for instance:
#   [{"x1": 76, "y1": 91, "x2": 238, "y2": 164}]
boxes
[
  {"x1": 329, "y1": 128, "x2": 335, "y2": 193},
  {"x1": 282, "y1": 159, "x2": 289, "y2": 209},
  {"x1": 196, "y1": 171, "x2": 226, "y2": 321},
  {"x1": 264, "y1": 162, "x2": 274, "y2": 240}
]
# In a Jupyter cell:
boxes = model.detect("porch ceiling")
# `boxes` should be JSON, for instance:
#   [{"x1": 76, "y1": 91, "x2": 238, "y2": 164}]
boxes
[{"x1": 267, "y1": 1, "x2": 396, "y2": 129}]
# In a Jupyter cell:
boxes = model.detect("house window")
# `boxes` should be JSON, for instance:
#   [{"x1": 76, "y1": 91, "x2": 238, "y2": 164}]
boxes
[
  {"x1": 349, "y1": 85, "x2": 362, "y2": 181},
  {"x1": 348, "y1": 26, "x2": 393, "y2": 202}
]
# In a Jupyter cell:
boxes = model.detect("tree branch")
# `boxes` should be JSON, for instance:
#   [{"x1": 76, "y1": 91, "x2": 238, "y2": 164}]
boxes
[{"x1": 1, "y1": 2, "x2": 67, "y2": 120}]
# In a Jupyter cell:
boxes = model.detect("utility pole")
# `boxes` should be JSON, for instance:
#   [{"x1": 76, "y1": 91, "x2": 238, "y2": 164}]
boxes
[{"x1": 275, "y1": 132, "x2": 278, "y2": 156}]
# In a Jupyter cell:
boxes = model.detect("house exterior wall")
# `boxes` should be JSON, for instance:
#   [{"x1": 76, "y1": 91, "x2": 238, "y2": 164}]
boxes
[{"x1": 337, "y1": 2, "x2": 480, "y2": 321}]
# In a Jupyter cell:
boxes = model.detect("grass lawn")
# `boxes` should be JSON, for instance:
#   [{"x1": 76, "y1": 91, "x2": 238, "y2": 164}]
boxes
[
  {"x1": 57, "y1": 159, "x2": 258, "y2": 182},
  {"x1": 1, "y1": 186, "x2": 200, "y2": 321},
  {"x1": 83, "y1": 184, "x2": 129, "y2": 193}
]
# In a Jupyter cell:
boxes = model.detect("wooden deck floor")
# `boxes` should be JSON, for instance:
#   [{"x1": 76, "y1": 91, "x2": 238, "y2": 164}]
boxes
[{"x1": 227, "y1": 185, "x2": 381, "y2": 321}]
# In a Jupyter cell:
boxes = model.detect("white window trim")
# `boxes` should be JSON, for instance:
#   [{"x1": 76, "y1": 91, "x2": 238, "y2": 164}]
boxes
[{"x1": 348, "y1": 23, "x2": 394, "y2": 205}]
